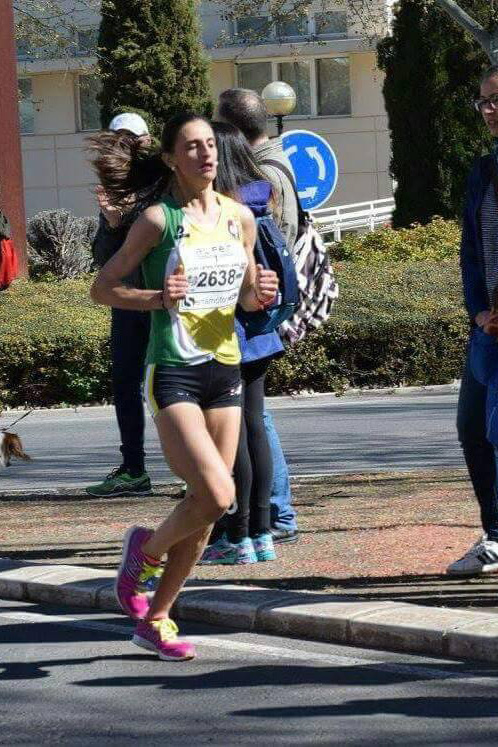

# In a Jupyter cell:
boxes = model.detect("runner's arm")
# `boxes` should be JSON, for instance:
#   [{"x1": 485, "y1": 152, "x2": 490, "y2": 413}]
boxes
[
  {"x1": 237, "y1": 204, "x2": 279, "y2": 312},
  {"x1": 90, "y1": 205, "x2": 165, "y2": 310}
]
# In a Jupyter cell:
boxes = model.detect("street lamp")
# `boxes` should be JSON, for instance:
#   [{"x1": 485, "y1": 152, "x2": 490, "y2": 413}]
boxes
[{"x1": 262, "y1": 81, "x2": 296, "y2": 136}]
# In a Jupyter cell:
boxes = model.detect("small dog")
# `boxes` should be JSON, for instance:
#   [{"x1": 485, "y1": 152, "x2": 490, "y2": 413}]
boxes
[{"x1": 0, "y1": 431, "x2": 31, "y2": 469}]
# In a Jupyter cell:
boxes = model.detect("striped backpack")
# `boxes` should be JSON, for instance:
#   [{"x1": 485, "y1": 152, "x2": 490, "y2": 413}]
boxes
[{"x1": 261, "y1": 160, "x2": 339, "y2": 346}]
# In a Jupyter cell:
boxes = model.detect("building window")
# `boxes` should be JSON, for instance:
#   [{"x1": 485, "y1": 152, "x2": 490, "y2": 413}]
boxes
[
  {"x1": 276, "y1": 16, "x2": 308, "y2": 39},
  {"x1": 19, "y1": 78, "x2": 35, "y2": 134},
  {"x1": 230, "y1": 10, "x2": 348, "y2": 46},
  {"x1": 78, "y1": 74, "x2": 102, "y2": 131},
  {"x1": 316, "y1": 57, "x2": 351, "y2": 115},
  {"x1": 237, "y1": 56, "x2": 351, "y2": 118},
  {"x1": 314, "y1": 11, "x2": 348, "y2": 37},
  {"x1": 278, "y1": 60, "x2": 311, "y2": 115},
  {"x1": 16, "y1": 39, "x2": 33, "y2": 61},
  {"x1": 76, "y1": 28, "x2": 99, "y2": 55},
  {"x1": 236, "y1": 16, "x2": 272, "y2": 43},
  {"x1": 237, "y1": 62, "x2": 272, "y2": 95}
]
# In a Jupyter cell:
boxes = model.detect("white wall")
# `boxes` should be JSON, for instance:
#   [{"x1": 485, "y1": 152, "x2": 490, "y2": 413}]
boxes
[{"x1": 22, "y1": 132, "x2": 97, "y2": 218}]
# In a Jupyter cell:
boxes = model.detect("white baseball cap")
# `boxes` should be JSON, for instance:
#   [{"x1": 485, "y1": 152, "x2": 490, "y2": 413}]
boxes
[{"x1": 108, "y1": 112, "x2": 149, "y2": 137}]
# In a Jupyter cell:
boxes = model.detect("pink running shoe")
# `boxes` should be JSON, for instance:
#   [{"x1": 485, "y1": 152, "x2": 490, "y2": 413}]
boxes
[
  {"x1": 114, "y1": 526, "x2": 162, "y2": 620},
  {"x1": 133, "y1": 618, "x2": 196, "y2": 661}
]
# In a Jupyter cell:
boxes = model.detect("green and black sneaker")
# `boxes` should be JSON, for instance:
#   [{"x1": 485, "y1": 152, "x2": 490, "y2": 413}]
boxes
[{"x1": 85, "y1": 466, "x2": 152, "y2": 497}]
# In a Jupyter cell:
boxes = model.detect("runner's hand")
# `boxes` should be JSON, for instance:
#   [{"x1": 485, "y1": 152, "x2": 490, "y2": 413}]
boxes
[
  {"x1": 483, "y1": 312, "x2": 498, "y2": 338},
  {"x1": 255, "y1": 264, "x2": 279, "y2": 307},
  {"x1": 163, "y1": 263, "x2": 188, "y2": 308}
]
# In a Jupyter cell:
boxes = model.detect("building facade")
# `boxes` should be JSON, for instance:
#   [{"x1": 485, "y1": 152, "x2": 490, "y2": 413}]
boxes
[{"x1": 17, "y1": 1, "x2": 392, "y2": 218}]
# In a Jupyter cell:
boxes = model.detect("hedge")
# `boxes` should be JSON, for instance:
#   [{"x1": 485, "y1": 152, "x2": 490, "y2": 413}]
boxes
[
  {"x1": 329, "y1": 217, "x2": 461, "y2": 264},
  {"x1": 0, "y1": 261, "x2": 469, "y2": 409}
]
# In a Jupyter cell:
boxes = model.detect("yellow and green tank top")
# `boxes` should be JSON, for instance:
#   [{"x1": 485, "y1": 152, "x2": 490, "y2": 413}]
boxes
[{"x1": 142, "y1": 193, "x2": 248, "y2": 367}]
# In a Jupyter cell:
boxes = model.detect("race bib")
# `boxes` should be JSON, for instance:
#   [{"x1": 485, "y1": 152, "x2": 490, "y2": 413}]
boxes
[{"x1": 178, "y1": 242, "x2": 247, "y2": 312}]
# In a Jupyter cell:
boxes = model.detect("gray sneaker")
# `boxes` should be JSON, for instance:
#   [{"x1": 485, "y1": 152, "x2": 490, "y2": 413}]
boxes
[{"x1": 446, "y1": 535, "x2": 498, "y2": 576}]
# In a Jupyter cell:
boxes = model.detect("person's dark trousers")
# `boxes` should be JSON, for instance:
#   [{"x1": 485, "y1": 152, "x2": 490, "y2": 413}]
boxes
[
  {"x1": 110, "y1": 307, "x2": 150, "y2": 475},
  {"x1": 212, "y1": 358, "x2": 273, "y2": 544},
  {"x1": 457, "y1": 338, "x2": 498, "y2": 542}
]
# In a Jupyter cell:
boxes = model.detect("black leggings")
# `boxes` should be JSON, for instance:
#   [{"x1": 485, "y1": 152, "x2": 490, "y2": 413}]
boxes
[{"x1": 212, "y1": 357, "x2": 273, "y2": 544}]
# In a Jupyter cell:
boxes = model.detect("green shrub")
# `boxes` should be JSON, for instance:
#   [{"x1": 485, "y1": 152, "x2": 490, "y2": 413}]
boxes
[
  {"x1": 329, "y1": 217, "x2": 461, "y2": 264},
  {"x1": 0, "y1": 277, "x2": 111, "y2": 409},
  {"x1": 266, "y1": 259, "x2": 468, "y2": 394},
  {"x1": 0, "y1": 262, "x2": 469, "y2": 408}
]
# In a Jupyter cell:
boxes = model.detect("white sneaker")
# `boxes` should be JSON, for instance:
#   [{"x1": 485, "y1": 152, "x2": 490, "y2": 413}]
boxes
[{"x1": 446, "y1": 535, "x2": 498, "y2": 576}]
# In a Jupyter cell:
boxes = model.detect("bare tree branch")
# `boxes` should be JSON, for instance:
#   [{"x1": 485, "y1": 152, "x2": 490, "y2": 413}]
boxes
[{"x1": 434, "y1": 0, "x2": 498, "y2": 63}]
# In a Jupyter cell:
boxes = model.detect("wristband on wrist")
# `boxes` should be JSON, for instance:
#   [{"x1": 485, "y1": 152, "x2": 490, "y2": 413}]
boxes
[{"x1": 160, "y1": 290, "x2": 167, "y2": 310}]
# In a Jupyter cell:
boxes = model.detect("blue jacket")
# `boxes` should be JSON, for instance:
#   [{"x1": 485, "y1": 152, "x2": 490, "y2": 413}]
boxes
[
  {"x1": 235, "y1": 181, "x2": 284, "y2": 365},
  {"x1": 470, "y1": 327, "x2": 498, "y2": 445},
  {"x1": 461, "y1": 154, "x2": 494, "y2": 321}
]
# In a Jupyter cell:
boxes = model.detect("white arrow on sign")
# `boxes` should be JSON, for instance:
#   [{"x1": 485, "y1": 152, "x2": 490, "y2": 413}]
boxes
[
  {"x1": 284, "y1": 145, "x2": 298, "y2": 158},
  {"x1": 306, "y1": 146, "x2": 326, "y2": 180},
  {"x1": 298, "y1": 186, "x2": 318, "y2": 200}
]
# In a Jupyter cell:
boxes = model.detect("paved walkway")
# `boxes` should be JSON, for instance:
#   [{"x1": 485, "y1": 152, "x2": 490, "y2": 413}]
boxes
[{"x1": 1, "y1": 469, "x2": 496, "y2": 613}]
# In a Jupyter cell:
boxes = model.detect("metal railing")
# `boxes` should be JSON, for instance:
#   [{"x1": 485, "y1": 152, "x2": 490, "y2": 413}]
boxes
[{"x1": 311, "y1": 197, "x2": 395, "y2": 240}]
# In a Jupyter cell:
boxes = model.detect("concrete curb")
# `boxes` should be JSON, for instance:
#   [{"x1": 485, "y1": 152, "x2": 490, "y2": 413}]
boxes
[{"x1": 2, "y1": 558, "x2": 498, "y2": 664}]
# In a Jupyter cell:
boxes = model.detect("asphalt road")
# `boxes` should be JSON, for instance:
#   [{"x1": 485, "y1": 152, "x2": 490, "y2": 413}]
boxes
[
  {"x1": 0, "y1": 389, "x2": 464, "y2": 492},
  {"x1": 2, "y1": 597, "x2": 498, "y2": 745}
]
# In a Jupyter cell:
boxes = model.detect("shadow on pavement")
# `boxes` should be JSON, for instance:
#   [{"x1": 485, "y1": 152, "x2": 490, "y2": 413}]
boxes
[
  {"x1": 212, "y1": 573, "x2": 498, "y2": 611},
  {"x1": 72, "y1": 662, "x2": 498, "y2": 691},
  {"x1": 231, "y1": 696, "x2": 498, "y2": 720}
]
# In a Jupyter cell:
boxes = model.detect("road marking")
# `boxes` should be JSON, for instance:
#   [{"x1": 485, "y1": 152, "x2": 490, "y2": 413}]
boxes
[{"x1": 1, "y1": 609, "x2": 495, "y2": 683}]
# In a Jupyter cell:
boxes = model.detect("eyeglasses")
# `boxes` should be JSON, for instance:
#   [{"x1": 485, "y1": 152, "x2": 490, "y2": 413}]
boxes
[{"x1": 474, "y1": 93, "x2": 498, "y2": 113}]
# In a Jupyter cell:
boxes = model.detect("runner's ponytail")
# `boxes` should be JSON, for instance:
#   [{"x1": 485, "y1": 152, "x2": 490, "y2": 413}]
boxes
[{"x1": 86, "y1": 130, "x2": 169, "y2": 206}]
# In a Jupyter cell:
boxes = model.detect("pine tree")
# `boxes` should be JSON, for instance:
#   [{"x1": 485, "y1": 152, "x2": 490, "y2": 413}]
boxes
[
  {"x1": 377, "y1": 0, "x2": 497, "y2": 228},
  {"x1": 98, "y1": 0, "x2": 212, "y2": 138}
]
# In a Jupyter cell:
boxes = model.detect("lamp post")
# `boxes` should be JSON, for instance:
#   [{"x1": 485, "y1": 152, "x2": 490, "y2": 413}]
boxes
[{"x1": 262, "y1": 81, "x2": 296, "y2": 136}]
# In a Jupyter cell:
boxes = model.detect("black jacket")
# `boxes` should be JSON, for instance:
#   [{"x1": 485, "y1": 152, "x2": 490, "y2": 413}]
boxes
[{"x1": 91, "y1": 189, "x2": 165, "y2": 288}]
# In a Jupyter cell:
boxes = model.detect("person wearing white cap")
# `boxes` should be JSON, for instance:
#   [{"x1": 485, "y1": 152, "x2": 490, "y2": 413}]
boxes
[
  {"x1": 86, "y1": 113, "x2": 156, "y2": 498},
  {"x1": 108, "y1": 112, "x2": 151, "y2": 138}
]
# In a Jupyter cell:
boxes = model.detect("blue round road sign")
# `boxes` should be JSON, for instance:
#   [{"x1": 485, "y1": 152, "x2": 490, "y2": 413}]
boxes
[{"x1": 281, "y1": 129, "x2": 338, "y2": 210}]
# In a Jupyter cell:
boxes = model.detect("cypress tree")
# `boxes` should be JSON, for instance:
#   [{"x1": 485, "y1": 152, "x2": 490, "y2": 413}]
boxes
[
  {"x1": 377, "y1": 0, "x2": 498, "y2": 228},
  {"x1": 98, "y1": 0, "x2": 212, "y2": 138}
]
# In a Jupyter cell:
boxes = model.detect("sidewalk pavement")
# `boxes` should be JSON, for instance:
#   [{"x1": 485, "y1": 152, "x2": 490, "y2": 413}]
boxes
[{"x1": 2, "y1": 468, "x2": 498, "y2": 664}]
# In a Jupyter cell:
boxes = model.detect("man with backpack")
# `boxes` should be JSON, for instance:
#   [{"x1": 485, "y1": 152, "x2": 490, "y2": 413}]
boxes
[{"x1": 218, "y1": 88, "x2": 300, "y2": 543}]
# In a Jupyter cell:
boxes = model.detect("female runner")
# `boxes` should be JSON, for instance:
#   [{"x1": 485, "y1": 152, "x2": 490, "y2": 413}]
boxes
[{"x1": 90, "y1": 113, "x2": 278, "y2": 661}]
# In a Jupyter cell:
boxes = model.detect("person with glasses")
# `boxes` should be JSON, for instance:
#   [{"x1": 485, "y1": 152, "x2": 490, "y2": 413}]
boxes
[{"x1": 448, "y1": 65, "x2": 498, "y2": 575}]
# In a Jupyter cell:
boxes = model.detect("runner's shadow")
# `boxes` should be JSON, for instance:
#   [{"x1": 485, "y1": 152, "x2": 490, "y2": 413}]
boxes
[
  {"x1": 0, "y1": 654, "x2": 154, "y2": 681},
  {"x1": 72, "y1": 662, "x2": 498, "y2": 691},
  {"x1": 231, "y1": 696, "x2": 498, "y2": 720}
]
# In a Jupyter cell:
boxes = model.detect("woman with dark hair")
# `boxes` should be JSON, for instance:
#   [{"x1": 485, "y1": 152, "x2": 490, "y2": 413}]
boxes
[
  {"x1": 85, "y1": 115, "x2": 156, "y2": 498},
  {"x1": 89, "y1": 113, "x2": 278, "y2": 661},
  {"x1": 199, "y1": 121, "x2": 284, "y2": 565}
]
